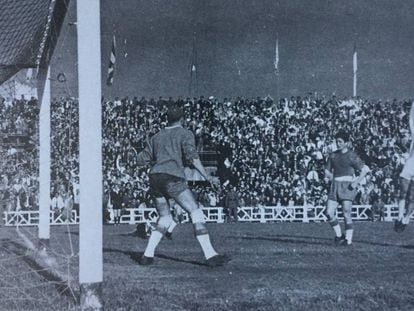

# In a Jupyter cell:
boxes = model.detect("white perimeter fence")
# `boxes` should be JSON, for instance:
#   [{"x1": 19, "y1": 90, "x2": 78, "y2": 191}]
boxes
[{"x1": 1, "y1": 204, "x2": 405, "y2": 227}]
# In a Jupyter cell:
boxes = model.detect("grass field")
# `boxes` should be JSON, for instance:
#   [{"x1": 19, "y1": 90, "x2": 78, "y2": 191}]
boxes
[{"x1": 1, "y1": 221, "x2": 414, "y2": 311}]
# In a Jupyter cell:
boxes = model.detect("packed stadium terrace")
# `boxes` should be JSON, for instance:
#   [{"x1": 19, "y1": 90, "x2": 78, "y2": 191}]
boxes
[
  {"x1": 0, "y1": 95, "x2": 412, "y2": 213},
  {"x1": 0, "y1": 96, "x2": 39, "y2": 212}
]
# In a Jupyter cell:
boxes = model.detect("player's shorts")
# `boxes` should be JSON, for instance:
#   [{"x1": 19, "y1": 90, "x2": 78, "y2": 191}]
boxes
[
  {"x1": 149, "y1": 173, "x2": 188, "y2": 199},
  {"x1": 328, "y1": 180, "x2": 357, "y2": 202},
  {"x1": 400, "y1": 156, "x2": 414, "y2": 180}
]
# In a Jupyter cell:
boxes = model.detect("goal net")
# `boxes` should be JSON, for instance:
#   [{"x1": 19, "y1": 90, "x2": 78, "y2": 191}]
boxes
[
  {"x1": 0, "y1": 0, "x2": 78, "y2": 309},
  {"x1": 0, "y1": 0, "x2": 69, "y2": 99}
]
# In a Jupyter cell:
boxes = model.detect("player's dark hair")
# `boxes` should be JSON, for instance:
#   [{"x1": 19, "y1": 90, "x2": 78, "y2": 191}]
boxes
[
  {"x1": 335, "y1": 130, "x2": 350, "y2": 142},
  {"x1": 167, "y1": 105, "x2": 184, "y2": 124}
]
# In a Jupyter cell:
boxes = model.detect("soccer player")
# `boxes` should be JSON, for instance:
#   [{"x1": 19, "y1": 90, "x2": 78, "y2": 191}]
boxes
[
  {"x1": 60, "y1": 183, "x2": 74, "y2": 222},
  {"x1": 394, "y1": 101, "x2": 414, "y2": 232},
  {"x1": 324, "y1": 130, "x2": 370, "y2": 246},
  {"x1": 134, "y1": 105, "x2": 230, "y2": 266}
]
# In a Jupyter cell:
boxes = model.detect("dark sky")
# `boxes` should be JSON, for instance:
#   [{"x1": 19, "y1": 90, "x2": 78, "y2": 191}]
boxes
[{"x1": 51, "y1": 0, "x2": 414, "y2": 100}]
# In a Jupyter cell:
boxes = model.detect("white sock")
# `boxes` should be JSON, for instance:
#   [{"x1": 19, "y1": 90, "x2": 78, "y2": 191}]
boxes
[
  {"x1": 143, "y1": 231, "x2": 163, "y2": 258},
  {"x1": 332, "y1": 224, "x2": 342, "y2": 237},
  {"x1": 196, "y1": 234, "x2": 218, "y2": 260},
  {"x1": 345, "y1": 229, "x2": 353, "y2": 244},
  {"x1": 403, "y1": 203, "x2": 414, "y2": 224},
  {"x1": 167, "y1": 220, "x2": 177, "y2": 233}
]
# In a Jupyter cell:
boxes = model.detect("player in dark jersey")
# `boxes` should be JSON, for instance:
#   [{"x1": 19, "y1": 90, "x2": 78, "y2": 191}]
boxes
[
  {"x1": 134, "y1": 105, "x2": 230, "y2": 267},
  {"x1": 324, "y1": 130, "x2": 370, "y2": 246},
  {"x1": 395, "y1": 101, "x2": 414, "y2": 232}
]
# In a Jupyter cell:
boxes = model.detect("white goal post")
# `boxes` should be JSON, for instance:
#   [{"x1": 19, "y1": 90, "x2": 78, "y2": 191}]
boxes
[{"x1": 77, "y1": 0, "x2": 103, "y2": 308}]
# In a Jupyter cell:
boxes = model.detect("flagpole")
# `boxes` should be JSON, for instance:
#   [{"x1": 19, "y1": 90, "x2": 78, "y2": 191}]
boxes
[
  {"x1": 274, "y1": 37, "x2": 280, "y2": 103},
  {"x1": 353, "y1": 44, "x2": 357, "y2": 97},
  {"x1": 189, "y1": 33, "x2": 197, "y2": 98},
  {"x1": 276, "y1": 72, "x2": 280, "y2": 104},
  {"x1": 195, "y1": 47, "x2": 198, "y2": 96},
  {"x1": 38, "y1": 66, "x2": 51, "y2": 245},
  {"x1": 353, "y1": 71, "x2": 357, "y2": 97}
]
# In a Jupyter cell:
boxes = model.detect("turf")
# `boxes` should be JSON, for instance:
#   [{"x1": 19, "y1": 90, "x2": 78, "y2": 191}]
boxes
[{"x1": 1, "y1": 221, "x2": 414, "y2": 310}]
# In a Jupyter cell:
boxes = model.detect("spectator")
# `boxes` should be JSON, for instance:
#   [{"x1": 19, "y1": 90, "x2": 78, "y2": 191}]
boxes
[
  {"x1": 370, "y1": 197, "x2": 385, "y2": 221},
  {"x1": 50, "y1": 191, "x2": 64, "y2": 220},
  {"x1": 110, "y1": 184, "x2": 123, "y2": 225},
  {"x1": 225, "y1": 186, "x2": 240, "y2": 222}
]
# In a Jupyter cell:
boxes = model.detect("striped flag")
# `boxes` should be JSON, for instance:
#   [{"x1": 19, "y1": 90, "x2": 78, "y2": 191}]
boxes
[
  {"x1": 353, "y1": 44, "x2": 357, "y2": 74},
  {"x1": 106, "y1": 35, "x2": 116, "y2": 86},
  {"x1": 274, "y1": 38, "x2": 279, "y2": 75}
]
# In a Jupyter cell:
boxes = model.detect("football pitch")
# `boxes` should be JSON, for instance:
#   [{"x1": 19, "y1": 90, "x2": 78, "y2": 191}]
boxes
[{"x1": 1, "y1": 221, "x2": 414, "y2": 310}]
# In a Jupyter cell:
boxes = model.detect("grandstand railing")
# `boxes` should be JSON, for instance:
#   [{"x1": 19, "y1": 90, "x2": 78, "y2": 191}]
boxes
[{"x1": 1, "y1": 204, "x2": 405, "y2": 226}]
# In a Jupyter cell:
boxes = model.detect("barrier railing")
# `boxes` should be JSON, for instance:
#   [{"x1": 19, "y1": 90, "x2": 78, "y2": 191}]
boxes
[
  {"x1": 1, "y1": 204, "x2": 407, "y2": 226},
  {"x1": 3, "y1": 210, "x2": 79, "y2": 226}
]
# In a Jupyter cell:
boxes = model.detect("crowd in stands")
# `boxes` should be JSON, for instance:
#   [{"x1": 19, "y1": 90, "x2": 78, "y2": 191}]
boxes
[
  {"x1": 0, "y1": 94, "x2": 413, "y2": 218},
  {"x1": 101, "y1": 95, "x2": 412, "y2": 210},
  {"x1": 0, "y1": 96, "x2": 39, "y2": 215}
]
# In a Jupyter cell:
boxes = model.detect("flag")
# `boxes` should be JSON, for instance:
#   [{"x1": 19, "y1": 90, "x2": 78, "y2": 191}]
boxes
[
  {"x1": 274, "y1": 38, "x2": 279, "y2": 75},
  {"x1": 353, "y1": 44, "x2": 357, "y2": 74},
  {"x1": 106, "y1": 35, "x2": 116, "y2": 86}
]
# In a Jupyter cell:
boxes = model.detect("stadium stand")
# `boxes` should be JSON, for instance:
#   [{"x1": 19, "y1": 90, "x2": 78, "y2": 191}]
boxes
[{"x1": 1, "y1": 94, "x2": 412, "y2": 225}]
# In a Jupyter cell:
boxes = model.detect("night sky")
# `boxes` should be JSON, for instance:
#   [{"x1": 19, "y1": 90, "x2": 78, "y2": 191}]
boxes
[{"x1": 51, "y1": 0, "x2": 414, "y2": 101}]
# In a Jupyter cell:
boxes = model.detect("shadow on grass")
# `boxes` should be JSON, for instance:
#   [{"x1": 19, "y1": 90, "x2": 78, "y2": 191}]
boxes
[
  {"x1": 119, "y1": 231, "x2": 146, "y2": 238},
  {"x1": 234, "y1": 235, "x2": 328, "y2": 246},
  {"x1": 0, "y1": 239, "x2": 79, "y2": 304},
  {"x1": 401, "y1": 245, "x2": 414, "y2": 250},
  {"x1": 103, "y1": 247, "x2": 206, "y2": 266},
  {"x1": 233, "y1": 234, "x2": 414, "y2": 249}
]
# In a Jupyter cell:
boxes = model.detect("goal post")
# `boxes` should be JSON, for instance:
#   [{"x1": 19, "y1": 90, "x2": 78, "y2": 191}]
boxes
[
  {"x1": 38, "y1": 66, "x2": 51, "y2": 244},
  {"x1": 77, "y1": 0, "x2": 104, "y2": 308}
]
